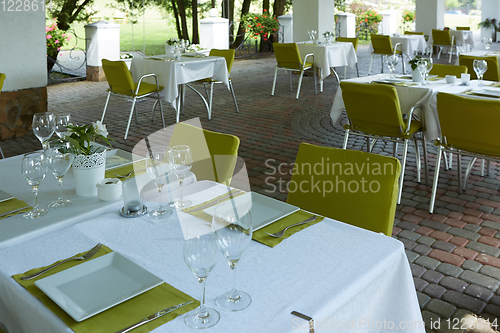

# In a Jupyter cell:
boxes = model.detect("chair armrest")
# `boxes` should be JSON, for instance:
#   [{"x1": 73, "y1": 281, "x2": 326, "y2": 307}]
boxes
[
  {"x1": 406, "y1": 103, "x2": 424, "y2": 132},
  {"x1": 303, "y1": 53, "x2": 315, "y2": 67},
  {"x1": 393, "y1": 42, "x2": 403, "y2": 56},
  {"x1": 135, "y1": 73, "x2": 159, "y2": 95}
]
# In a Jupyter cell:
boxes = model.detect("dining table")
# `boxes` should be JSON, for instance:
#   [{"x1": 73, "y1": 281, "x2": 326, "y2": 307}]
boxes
[
  {"x1": 389, "y1": 35, "x2": 428, "y2": 57},
  {"x1": 0, "y1": 180, "x2": 425, "y2": 333},
  {"x1": 297, "y1": 41, "x2": 358, "y2": 92},
  {"x1": 130, "y1": 55, "x2": 230, "y2": 122}
]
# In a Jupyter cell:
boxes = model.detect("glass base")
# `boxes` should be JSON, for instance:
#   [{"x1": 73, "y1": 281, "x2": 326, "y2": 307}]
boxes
[
  {"x1": 215, "y1": 290, "x2": 252, "y2": 311},
  {"x1": 49, "y1": 199, "x2": 72, "y2": 209},
  {"x1": 170, "y1": 199, "x2": 192, "y2": 209},
  {"x1": 184, "y1": 306, "x2": 220, "y2": 329},
  {"x1": 148, "y1": 206, "x2": 173, "y2": 219},
  {"x1": 23, "y1": 208, "x2": 48, "y2": 219}
]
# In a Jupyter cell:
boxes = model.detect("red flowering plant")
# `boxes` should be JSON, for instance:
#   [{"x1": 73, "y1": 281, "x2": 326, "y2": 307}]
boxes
[
  {"x1": 46, "y1": 19, "x2": 72, "y2": 70},
  {"x1": 355, "y1": 8, "x2": 382, "y2": 39},
  {"x1": 242, "y1": 10, "x2": 280, "y2": 41},
  {"x1": 401, "y1": 10, "x2": 415, "y2": 32}
]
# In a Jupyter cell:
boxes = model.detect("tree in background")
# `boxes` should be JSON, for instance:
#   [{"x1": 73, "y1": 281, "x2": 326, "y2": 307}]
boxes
[{"x1": 48, "y1": 0, "x2": 95, "y2": 31}]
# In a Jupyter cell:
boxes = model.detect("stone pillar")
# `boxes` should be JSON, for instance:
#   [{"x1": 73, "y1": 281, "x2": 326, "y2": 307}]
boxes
[
  {"x1": 85, "y1": 21, "x2": 120, "y2": 82},
  {"x1": 336, "y1": 13, "x2": 356, "y2": 38},
  {"x1": 200, "y1": 9, "x2": 229, "y2": 50},
  {"x1": 292, "y1": 0, "x2": 335, "y2": 42},
  {"x1": 416, "y1": 0, "x2": 445, "y2": 36},
  {"x1": 481, "y1": 0, "x2": 500, "y2": 41},
  {"x1": 278, "y1": 14, "x2": 293, "y2": 42},
  {"x1": 379, "y1": 11, "x2": 398, "y2": 35}
]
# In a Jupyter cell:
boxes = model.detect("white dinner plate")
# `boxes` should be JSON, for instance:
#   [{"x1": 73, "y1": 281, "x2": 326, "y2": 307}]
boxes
[
  {"x1": 472, "y1": 88, "x2": 500, "y2": 98},
  {"x1": 35, "y1": 252, "x2": 163, "y2": 322},
  {"x1": 0, "y1": 189, "x2": 14, "y2": 203},
  {"x1": 106, "y1": 149, "x2": 145, "y2": 170},
  {"x1": 202, "y1": 192, "x2": 299, "y2": 231}
]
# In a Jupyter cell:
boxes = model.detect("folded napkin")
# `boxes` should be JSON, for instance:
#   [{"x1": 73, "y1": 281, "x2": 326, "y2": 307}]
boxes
[
  {"x1": 372, "y1": 81, "x2": 417, "y2": 87},
  {"x1": 253, "y1": 210, "x2": 324, "y2": 248},
  {"x1": 182, "y1": 189, "x2": 245, "y2": 223},
  {"x1": 183, "y1": 54, "x2": 207, "y2": 58},
  {"x1": 467, "y1": 91, "x2": 500, "y2": 98},
  {"x1": 12, "y1": 245, "x2": 199, "y2": 333},
  {"x1": 105, "y1": 160, "x2": 147, "y2": 181},
  {"x1": 0, "y1": 198, "x2": 32, "y2": 220}
]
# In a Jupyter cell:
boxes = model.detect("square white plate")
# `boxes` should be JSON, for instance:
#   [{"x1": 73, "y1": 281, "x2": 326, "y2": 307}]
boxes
[
  {"x1": 473, "y1": 88, "x2": 500, "y2": 98},
  {"x1": 0, "y1": 189, "x2": 14, "y2": 203},
  {"x1": 202, "y1": 192, "x2": 299, "y2": 231},
  {"x1": 35, "y1": 252, "x2": 163, "y2": 322},
  {"x1": 106, "y1": 149, "x2": 145, "y2": 170}
]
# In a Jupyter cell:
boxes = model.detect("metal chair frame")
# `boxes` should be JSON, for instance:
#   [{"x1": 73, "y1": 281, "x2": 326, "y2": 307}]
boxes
[
  {"x1": 272, "y1": 52, "x2": 317, "y2": 99},
  {"x1": 369, "y1": 41, "x2": 405, "y2": 75},
  {"x1": 431, "y1": 32, "x2": 457, "y2": 63}
]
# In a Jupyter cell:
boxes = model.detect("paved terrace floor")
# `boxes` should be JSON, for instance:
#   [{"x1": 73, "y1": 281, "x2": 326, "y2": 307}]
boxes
[{"x1": 3, "y1": 41, "x2": 500, "y2": 332}]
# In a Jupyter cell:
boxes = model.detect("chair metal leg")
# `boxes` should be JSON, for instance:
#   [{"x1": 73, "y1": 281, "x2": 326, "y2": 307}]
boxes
[
  {"x1": 271, "y1": 66, "x2": 278, "y2": 96},
  {"x1": 437, "y1": 47, "x2": 442, "y2": 60},
  {"x1": 422, "y1": 134, "x2": 429, "y2": 185},
  {"x1": 229, "y1": 79, "x2": 239, "y2": 113},
  {"x1": 0, "y1": 146, "x2": 4, "y2": 159},
  {"x1": 289, "y1": 71, "x2": 293, "y2": 92},
  {"x1": 487, "y1": 159, "x2": 491, "y2": 176},
  {"x1": 458, "y1": 153, "x2": 463, "y2": 194},
  {"x1": 481, "y1": 159, "x2": 485, "y2": 176},
  {"x1": 124, "y1": 97, "x2": 137, "y2": 140},
  {"x1": 442, "y1": 150, "x2": 449, "y2": 170},
  {"x1": 381, "y1": 55, "x2": 384, "y2": 73},
  {"x1": 413, "y1": 138, "x2": 421, "y2": 183},
  {"x1": 369, "y1": 54, "x2": 374, "y2": 75},
  {"x1": 393, "y1": 142, "x2": 398, "y2": 157},
  {"x1": 203, "y1": 82, "x2": 210, "y2": 100},
  {"x1": 101, "y1": 91, "x2": 112, "y2": 122},
  {"x1": 356, "y1": 63, "x2": 359, "y2": 77},
  {"x1": 344, "y1": 66, "x2": 347, "y2": 79},
  {"x1": 366, "y1": 138, "x2": 371, "y2": 152},
  {"x1": 429, "y1": 145, "x2": 443, "y2": 213},
  {"x1": 296, "y1": 69, "x2": 305, "y2": 99},
  {"x1": 208, "y1": 82, "x2": 214, "y2": 120},
  {"x1": 313, "y1": 66, "x2": 317, "y2": 95},
  {"x1": 157, "y1": 94, "x2": 165, "y2": 128},
  {"x1": 398, "y1": 139, "x2": 409, "y2": 204},
  {"x1": 448, "y1": 46, "x2": 453, "y2": 63},
  {"x1": 181, "y1": 85, "x2": 186, "y2": 115},
  {"x1": 342, "y1": 130, "x2": 349, "y2": 149},
  {"x1": 464, "y1": 157, "x2": 477, "y2": 191},
  {"x1": 369, "y1": 138, "x2": 377, "y2": 153}
]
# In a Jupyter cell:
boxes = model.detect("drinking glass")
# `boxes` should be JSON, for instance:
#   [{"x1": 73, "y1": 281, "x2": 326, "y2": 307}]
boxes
[
  {"x1": 183, "y1": 232, "x2": 220, "y2": 329},
  {"x1": 386, "y1": 55, "x2": 398, "y2": 79},
  {"x1": 484, "y1": 37, "x2": 493, "y2": 50},
  {"x1": 417, "y1": 59, "x2": 427, "y2": 86},
  {"x1": 146, "y1": 146, "x2": 173, "y2": 219},
  {"x1": 473, "y1": 59, "x2": 488, "y2": 87},
  {"x1": 21, "y1": 152, "x2": 48, "y2": 219},
  {"x1": 32, "y1": 113, "x2": 55, "y2": 149},
  {"x1": 46, "y1": 140, "x2": 74, "y2": 209},
  {"x1": 170, "y1": 145, "x2": 192, "y2": 209},
  {"x1": 212, "y1": 201, "x2": 252, "y2": 311},
  {"x1": 424, "y1": 57, "x2": 433, "y2": 85},
  {"x1": 54, "y1": 114, "x2": 71, "y2": 138}
]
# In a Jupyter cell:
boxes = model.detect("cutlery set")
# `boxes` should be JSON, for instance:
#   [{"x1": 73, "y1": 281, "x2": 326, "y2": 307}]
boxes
[{"x1": 187, "y1": 190, "x2": 243, "y2": 212}]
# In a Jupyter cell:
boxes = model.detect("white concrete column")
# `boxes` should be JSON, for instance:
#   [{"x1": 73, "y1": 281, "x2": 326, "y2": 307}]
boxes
[
  {"x1": 278, "y1": 14, "x2": 293, "y2": 42},
  {"x1": 292, "y1": 0, "x2": 335, "y2": 42},
  {"x1": 481, "y1": 0, "x2": 500, "y2": 40},
  {"x1": 415, "y1": 0, "x2": 445, "y2": 36},
  {"x1": 379, "y1": 11, "x2": 398, "y2": 35},
  {"x1": 85, "y1": 21, "x2": 120, "y2": 81},
  {"x1": 200, "y1": 9, "x2": 229, "y2": 50},
  {"x1": 336, "y1": 13, "x2": 356, "y2": 38}
]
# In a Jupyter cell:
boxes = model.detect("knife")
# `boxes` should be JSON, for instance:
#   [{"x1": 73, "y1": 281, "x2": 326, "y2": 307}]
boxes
[
  {"x1": 185, "y1": 190, "x2": 243, "y2": 213},
  {"x1": 0, "y1": 206, "x2": 30, "y2": 219},
  {"x1": 291, "y1": 311, "x2": 315, "y2": 333},
  {"x1": 115, "y1": 301, "x2": 193, "y2": 333}
]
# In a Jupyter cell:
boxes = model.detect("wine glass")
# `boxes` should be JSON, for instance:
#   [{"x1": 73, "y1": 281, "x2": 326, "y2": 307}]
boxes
[
  {"x1": 484, "y1": 37, "x2": 493, "y2": 50},
  {"x1": 54, "y1": 114, "x2": 71, "y2": 138},
  {"x1": 212, "y1": 201, "x2": 252, "y2": 311},
  {"x1": 21, "y1": 152, "x2": 48, "y2": 219},
  {"x1": 386, "y1": 55, "x2": 398, "y2": 79},
  {"x1": 46, "y1": 140, "x2": 74, "y2": 209},
  {"x1": 32, "y1": 113, "x2": 55, "y2": 149},
  {"x1": 311, "y1": 30, "x2": 317, "y2": 42},
  {"x1": 417, "y1": 59, "x2": 427, "y2": 86},
  {"x1": 424, "y1": 57, "x2": 433, "y2": 85},
  {"x1": 473, "y1": 59, "x2": 488, "y2": 87},
  {"x1": 183, "y1": 232, "x2": 220, "y2": 329},
  {"x1": 170, "y1": 145, "x2": 192, "y2": 209},
  {"x1": 146, "y1": 146, "x2": 173, "y2": 219}
]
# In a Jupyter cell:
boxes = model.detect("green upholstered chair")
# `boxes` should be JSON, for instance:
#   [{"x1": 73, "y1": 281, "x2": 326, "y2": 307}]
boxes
[
  {"x1": 369, "y1": 34, "x2": 404, "y2": 74},
  {"x1": 169, "y1": 122, "x2": 240, "y2": 185},
  {"x1": 271, "y1": 43, "x2": 317, "y2": 99},
  {"x1": 101, "y1": 59, "x2": 165, "y2": 140},
  {"x1": 429, "y1": 64, "x2": 468, "y2": 77},
  {"x1": 458, "y1": 55, "x2": 500, "y2": 81},
  {"x1": 336, "y1": 37, "x2": 360, "y2": 77},
  {"x1": 429, "y1": 93, "x2": 500, "y2": 213},
  {"x1": 456, "y1": 26, "x2": 470, "y2": 30},
  {"x1": 287, "y1": 143, "x2": 401, "y2": 236},
  {"x1": 340, "y1": 81, "x2": 428, "y2": 204},
  {"x1": 431, "y1": 29, "x2": 457, "y2": 63},
  {"x1": 404, "y1": 31, "x2": 424, "y2": 35},
  {"x1": 0, "y1": 73, "x2": 4, "y2": 158}
]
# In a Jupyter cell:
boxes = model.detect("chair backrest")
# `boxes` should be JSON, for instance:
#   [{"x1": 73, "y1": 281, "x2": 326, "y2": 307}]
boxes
[
  {"x1": 370, "y1": 34, "x2": 394, "y2": 55},
  {"x1": 340, "y1": 81, "x2": 406, "y2": 137},
  {"x1": 437, "y1": 93, "x2": 500, "y2": 157},
  {"x1": 209, "y1": 49, "x2": 236, "y2": 74},
  {"x1": 102, "y1": 59, "x2": 136, "y2": 96},
  {"x1": 432, "y1": 29, "x2": 452, "y2": 45},
  {"x1": 169, "y1": 122, "x2": 240, "y2": 185},
  {"x1": 273, "y1": 43, "x2": 303, "y2": 69},
  {"x1": 287, "y1": 143, "x2": 401, "y2": 236},
  {"x1": 429, "y1": 64, "x2": 468, "y2": 77},
  {"x1": 456, "y1": 26, "x2": 470, "y2": 30},
  {"x1": 404, "y1": 31, "x2": 424, "y2": 35},
  {"x1": 336, "y1": 37, "x2": 358, "y2": 52},
  {"x1": 0, "y1": 73, "x2": 5, "y2": 92},
  {"x1": 458, "y1": 55, "x2": 500, "y2": 81}
]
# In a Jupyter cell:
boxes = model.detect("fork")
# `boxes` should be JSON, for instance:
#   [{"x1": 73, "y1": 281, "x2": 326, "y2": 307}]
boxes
[
  {"x1": 113, "y1": 168, "x2": 146, "y2": 179},
  {"x1": 21, "y1": 243, "x2": 103, "y2": 280},
  {"x1": 265, "y1": 216, "x2": 318, "y2": 238}
]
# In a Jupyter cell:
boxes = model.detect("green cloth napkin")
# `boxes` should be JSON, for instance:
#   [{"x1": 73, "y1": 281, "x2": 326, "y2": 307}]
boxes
[
  {"x1": 252, "y1": 210, "x2": 324, "y2": 248},
  {"x1": 12, "y1": 245, "x2": 199, "y2": 333},
  {"x1": 372, "y1": 81, "x2": 417, "y2": 87},
  {"x1": 396, "y1": 76, "x2": 442, "y2": 82},
  {"x1": 0, "y1": 198, "x2": 32, "y2": 220},
  {"x1": 105, "y1": 160, "x2": 147, "y2": 181},
  {"x1": 182, "y1": 189, "x2": 244, "y2": 222}
]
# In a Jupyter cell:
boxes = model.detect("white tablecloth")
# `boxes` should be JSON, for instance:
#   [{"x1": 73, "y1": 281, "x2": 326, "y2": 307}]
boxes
[
  {"x1": 0, "y1": 181, "x2": 424, "y2": 333},
  {"x1": 390, "y1": 35, "x2": 428, "y2": 57},
  {"x1": 330, "y1": 74, "x2": 485, "y2": 141},
  {"x1": 297, "y1": 42, "x2": 357, "y2": 81},
  {"x1": 427, "y1": 30, "x2": 474, "y2": 51},
  {"x1": 130, "y1": 56, "x2": 229, "y2": 109}
]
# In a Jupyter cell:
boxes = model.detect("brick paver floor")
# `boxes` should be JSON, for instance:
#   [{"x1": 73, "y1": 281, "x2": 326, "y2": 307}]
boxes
[{"x1": 3, "y1": 40, "x2": 500, "y2": 331}]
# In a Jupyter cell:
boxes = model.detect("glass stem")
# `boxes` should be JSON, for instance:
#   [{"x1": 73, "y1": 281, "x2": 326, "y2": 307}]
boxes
[
  {"x1": 197, "y1": 277, "x2": 209, "y2": 319},
  {"x1": 228, "y1": 260, "x2": 240, "y2": 300},
  {"x1": 57, "y1": 176, "x2": 63, "y2": 201},
  {"x1": 32, "y1": 185, "x2": 39, "y2": 210},
  {"x1": 157, "y1": 184, "x2": 164, "y2": 211},
  {"x1": 178, "y1": 175, "x2": 185, "y2": 202}
]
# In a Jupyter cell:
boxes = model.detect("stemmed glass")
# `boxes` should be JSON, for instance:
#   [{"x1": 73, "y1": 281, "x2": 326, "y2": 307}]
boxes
[
  {"x1": 473, "y1": 59, "x2": 488, "y2": 87},
  {"x1": 54, "y1": 114, "x2": 71, "y2": 138},
  {"x1": 21, "y1": 152, "x2": 48, "y2": 219},
  {"x1": 386, "y1": 55, "x2": 398, "y2": 79},
  {"x1": 423, "y1": 57, "x2": 433, "y2": 85},
  {"x1": 417, "y1": 59, "x2": 427, "y2": 86},
  {"x1": 32, "y1": 113, "x2": 55, "y2": 149},
  {"x1": 170, "y1": 145, "x2": 192, "y2": 209},
  {"x1": 483, "y1": 37, "x2": 493, "y2": 50},
  {"x1": 307, "y1": 30, "x2": 317, "y2": 43},
  {"x1": 46, "y1": 140, "x2": 74, "y2": 209},
  {"x1": 146, "y1": 146, "x2": 173, "y2": 219},
  {"x1": 212, "y1": 201, "x2": 253, "y2": 311},
  {"x1": 183, "y1": 232, "x2": 220, "y2": 329}
]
